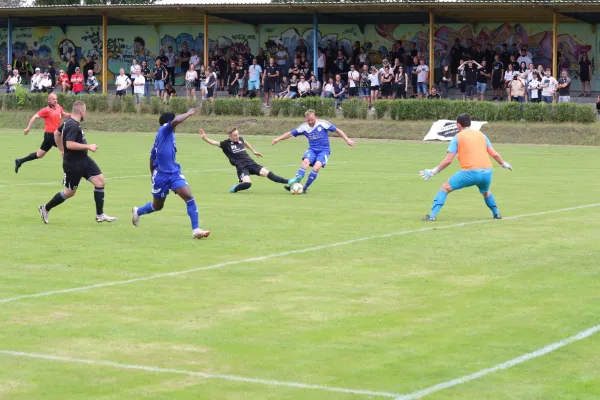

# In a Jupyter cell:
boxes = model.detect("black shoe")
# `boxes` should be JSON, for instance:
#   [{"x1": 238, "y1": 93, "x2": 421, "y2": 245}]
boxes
[
  {"x1": 14, "y1": 159, "x2": 21, "y2": 174},
  {"x1": 493, "y1": 214, "x2": 502, "y2": 220},
  {"x1": 492, "y1": 97, "x2": 497, "y2": 101},
  {"x1": 422, "y1": 214, "x2": 436, "y2": 221},
  {"x1": 284, "y1": 185, "x2": 291, "y2": 192},
  {"x1": 579, "y1": 93, "x2": 585, "y2": 97}
]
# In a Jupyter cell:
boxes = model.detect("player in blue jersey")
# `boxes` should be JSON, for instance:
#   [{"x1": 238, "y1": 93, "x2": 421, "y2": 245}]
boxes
[
  {"x1": 272, "y1": 109, "x2": 355, "y2": 193},
  {"x1": 131, "y1": 108, "x2": 211, "y2": 239}
]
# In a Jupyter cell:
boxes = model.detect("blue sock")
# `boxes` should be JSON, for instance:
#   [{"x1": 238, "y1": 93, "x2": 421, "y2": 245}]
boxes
[
  {"x1": 430, "y1": 190, "x2": 448, "y2": 217},
  {"x1": 137, "y1": 202, "x2": 155, "y2": 216},
  {"x1": 484, "y1": 193, "x2": 499, "y2": 216},
  {"x1": 186, "y1": 198, "x2": 199, "y2": 230},
  {"x1": 296, "y1": 167, "x2": 306, "y2": 180},
  {"x1": 303, "y1": 170, "x2": 319, "y2": 190}
]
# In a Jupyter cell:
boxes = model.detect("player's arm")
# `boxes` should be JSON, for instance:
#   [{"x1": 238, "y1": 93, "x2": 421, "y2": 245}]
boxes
[
  {"x1": 23, "y1": 113, "x2": 41, "y2": 135},
  {"x1": 334, "y1": 128, "x2": 356, "y2": 147},
  {"x1": 487, "y1": 146, "x2": 512, "y2": 170},
  {"x1": 420, "y1": 136, "x2": 459, "y2": 180},
  {"x1": 243, "y1": 140, "x2": 262, "y2": 157},
  {"x1": 170, "y1": 108, "x2": 196, "y2": 129},
  {"x1": 272, "y1": 131, "x2": 293, "y2": 145},
  {"x1": 198, "y1": 129, "x2": 221, "y2": 147},
  {"x1": 54, "y1": 125, "x2": 64, "y2": 156},
  {"x1": 66, "y1": 141, "x2": 98, "y2": 152}
]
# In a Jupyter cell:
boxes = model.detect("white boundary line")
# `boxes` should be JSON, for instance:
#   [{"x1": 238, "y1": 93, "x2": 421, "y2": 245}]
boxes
[
  {"x1": 0, "y1": 349, "x2": 399, "y2": 398},
  {"x1": 396, "y1": 324, "x2": 600, "y2": 399},
  {"x1": 1, "y1": 202, "x2": 598, "y2": 305},
  {"x1": 0, "y1": 162, "x2": 346, "y2": 189}
]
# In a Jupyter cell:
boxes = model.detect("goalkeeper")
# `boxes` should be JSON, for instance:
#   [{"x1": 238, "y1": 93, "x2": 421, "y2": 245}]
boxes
[{"x1": 419, "y1": 113, "x2": 512, "y2": 221}]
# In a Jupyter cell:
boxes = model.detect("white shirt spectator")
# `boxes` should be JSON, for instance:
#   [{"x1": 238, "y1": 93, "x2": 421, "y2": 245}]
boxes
[
  {"x1": 298, "y1": 80, "x2": 310, "y2": 93},
  {"x1": 416, "y1": 65, "x2": 429, "y2": 83},
  {"x1": 276, "y1": 50, "x2": 288, "y2": 66},
  {"x1": 9, "y1": 75, "x2": 20, "y2": 86},
  {"x1": 190, "y1": 54, "x2": 201, "y2": 71},
  {"x1": 348, "y1": 70, "x2": 359, "y2": 88},
  {"x1": 504, "y1": 70, "x2": 515, "y2": 81},
  {"x1": 541, "y1": 76, "x2": 558, "y2": 96},
  {"x1": 133, "y1": 75, "x2": 145, "y2": 95},
  {"x1": 517, "y1": 56, "x2": 532, "y2": 67},
  {"x1": 317, "y1": 54, "x2": 325, "y2": 68},
  {"x1": 130, "y1": 64, "x2": 138, "y2": 80},
  {"x1": 248, "y1": 64, "x2": 262, "y2": 82},
  {"x1": 324, "y1": 83, "x2": 334, "y2": 94},
  {"x1": 368, "y1": 73, "x2": 380, "y2": 87},
  {"x1": 39, "y1": 77, "x2": 52, "y2": 90},
  {"x1": 166, "y1": 52, "x2": 177, "y2": 68},
  {"x1": 30, "y1": 73, "x2": 42, "y2": 90},
  {"x1": 116, "y1": 75, "x2": 131, "y2": 91},
  {"x1": 528, "y1": 79, "x2": 540, "y2": 99}
]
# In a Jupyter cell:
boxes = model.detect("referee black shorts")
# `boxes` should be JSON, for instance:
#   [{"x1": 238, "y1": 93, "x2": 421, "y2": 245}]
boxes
[
  {"x1": 63, "y1": 157, "x2": 102, "y2": 190},
  {"x1": 40, "y1": 132, "x2": 57, "y2": 152}
]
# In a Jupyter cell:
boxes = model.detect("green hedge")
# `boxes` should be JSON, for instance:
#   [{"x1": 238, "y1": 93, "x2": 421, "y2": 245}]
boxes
[
  {"x1": 0, "y1": 93, "x2": 595, "y2": 123},
  {"x1": 372, "y1": 99, "x2": 597, "y2": 123}
]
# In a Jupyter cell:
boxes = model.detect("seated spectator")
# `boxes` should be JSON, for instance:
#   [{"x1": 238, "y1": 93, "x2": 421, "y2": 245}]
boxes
[
  {"x1": 163, "y1": 83, "x2": 177, "y2": 102},
  {"x1": 308, "y1": 75, "x2": 321, "y2": 96},
  {"x1": 4, "y1": 69, "x2": 21, "y2": 93},
  {"x1": 427, "y1": 86, "x2": 441, "y2": 99},
  {"x1": 285, "y1": 75, "x2": 298, "y2": 99},
  {"x1": 30, "y1": 68, "x2": 43, "y2": 92},
  {"x1": 297, "y1": 75, "x2": 310, "y2": 98},
  {"x1": 322, "y1": 77, "x2": 334, "y2": 98},
  {"x1": 275, "y1": 76, "x2": 288, "y2": 98},
  {"x1": 56, "y1": 70, "x2": 70, "y2": 92},
  {"x1": 85, "y1": 70, "x2": 99, "y2": 94},
  {"x1": 333, "y1": 73, "x2": 346, "y2": 108},
  {"x1": 39, "y1": 71, "x2": 53, "y2": 93}
]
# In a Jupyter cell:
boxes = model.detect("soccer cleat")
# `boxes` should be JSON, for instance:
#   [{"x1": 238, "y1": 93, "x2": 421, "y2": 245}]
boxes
[
  {"x1": 284, "y1": 185, "x2": 307, "y2": 194},
  {"x1": 38, "y1": 205, "x2": 49, "y2": 224},
  {"x1": 192, "y1": 228, "x2": 211, "y2": 240},
  {"x1": 131, "y1": 207, "x2": 140, "y2": 227},
  {"x1": 421, "y1": 214, "x2": 436, "y2": 221},
  {"x1": 14, "y1": 159, "x2": 21, "y2": 174},
  {"x1": 229, "y1": 184, "x2": 237, "y2": 193},
  {"x1": 287, "y1": 175, "x2": 302, "y2": 185},
  {"x1": 493, "y1": 214, "x2": 503, "y2": 220},
  {"x1": 284, "y1": 185, "x2": 291, "y2": 192},
  {"x1": 96, "y1": 214, "x2": 117, "y2": 223}
]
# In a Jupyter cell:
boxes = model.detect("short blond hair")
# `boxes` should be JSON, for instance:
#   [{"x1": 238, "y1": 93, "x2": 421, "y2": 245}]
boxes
[
  {"x1": 227, "y1": 126, "x2": 238, "y2": 134},
  {"x1": 305, "y1": 109, "x2": 316, "y2": 117},
  {"x1": 72, "y1": 101, "x2": 86, "y2": 115}
]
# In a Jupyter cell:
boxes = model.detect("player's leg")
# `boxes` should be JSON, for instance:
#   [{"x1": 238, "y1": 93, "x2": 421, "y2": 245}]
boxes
[
  {"x1": 15, "y1": 134, "x2": 54, "y2": 173},
  {"x1": 38, "y1": 172, "x2": 78, "y2": 224},
  {"x1": 303, "y1": 152, "x2": 329, "y2": 192},
  {"x1": 231, "y1": 175, "x2": 252, "y2": 193},
  {"x1": 88, "y1": 173, "x2": 116, "y2": 222},
  {"x1": 422, "y1": 170, "x2": 477, "y2": 221},
  {"x1": 476, "y1": 171, "x2": 501, "y2": 219},
  {"x1": 133, "y1": 170, "x2": 169, "y2": 226},
  {"x1": 259, "y1": 167, "x2": 292, "y2": 185},
  {"x1": 293, "y1": 150, "x2": 315, "y2": 182},
  {"x1": 173, "y1": 184, "x2": 210, "y2": 239}
]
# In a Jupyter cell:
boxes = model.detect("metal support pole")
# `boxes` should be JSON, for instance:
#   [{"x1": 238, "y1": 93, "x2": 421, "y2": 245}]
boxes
[
  {"x1": 7, "y1": 16, "x2": 13, "y2": 67},
  {"x1": 102, "y1": 14, "x2": 108, "y2": 94},
  {"x1": 313, "y1": 13, "x2": 319, "y2": 83},
  {"x1": 204, "y1": 13, "x2": 209, "y2": 67},
  {"x1": 429, "y1": 11, "x2": 434, "y2": 91}
]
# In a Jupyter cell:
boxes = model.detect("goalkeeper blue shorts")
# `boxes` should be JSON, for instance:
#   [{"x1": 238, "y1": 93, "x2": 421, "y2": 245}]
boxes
[{"x1": 448, "y1": 168, "x2": 493, "y2": 193}]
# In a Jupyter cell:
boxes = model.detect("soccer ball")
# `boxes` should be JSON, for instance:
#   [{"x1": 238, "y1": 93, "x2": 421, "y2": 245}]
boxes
[{"x1": 290, "y1": 183, "x2": 304, "y2": 195}]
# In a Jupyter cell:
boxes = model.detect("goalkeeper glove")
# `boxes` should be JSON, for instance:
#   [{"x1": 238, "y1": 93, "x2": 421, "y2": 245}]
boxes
[
  {"x1": 502, "y1": 161, "x2": 513, "y2": 171},
  {"x1": 419, "y1": 167, "x2": 439, "y2": 180}
]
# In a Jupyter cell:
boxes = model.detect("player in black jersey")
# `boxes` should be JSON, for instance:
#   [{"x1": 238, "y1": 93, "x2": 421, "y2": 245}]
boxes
[
  {"x1": 38, "y1": 101, "x2": 116, "y2": 224},
  {"x1": 200, "y1": 126, "x2": 297, "y2": 193}
]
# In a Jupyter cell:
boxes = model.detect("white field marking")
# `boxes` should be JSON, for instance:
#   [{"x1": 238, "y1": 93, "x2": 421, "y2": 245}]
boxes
[
  {"x1": 0, "y1": 162, "x2": 346, "y2": 189},
  {"x1": 0, "y1": 350, "x2": 399, "y2": 398},
  {"x1": 396, "y1": 324, "x2": 600, "y2": 400},
  {"x1": 1, "y1": 202, "x2": 599, "y2": 305}
]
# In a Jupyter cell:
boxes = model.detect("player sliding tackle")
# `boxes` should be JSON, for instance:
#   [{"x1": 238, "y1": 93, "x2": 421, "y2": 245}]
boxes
[
  {"x1": 420, "y1": 113, "x2": 513, "y2": 221},
  {"x1": 272, "y1": 109, "x2": 355, "y2": 194},
  {"x1": 132, "y1": 109, "x2": 210, "y2": 240},
  {"x1": 199, "y1": 127, "x2": 297, "y2": 193}
]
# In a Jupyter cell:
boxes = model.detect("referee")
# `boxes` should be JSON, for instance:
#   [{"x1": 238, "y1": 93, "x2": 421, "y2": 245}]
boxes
[
  {"x1": 38, "y1": 101, "x2": 116, "y2": 224},
  {"x1": 15, "y1": 93, "x2": 70, "y2": 173}
]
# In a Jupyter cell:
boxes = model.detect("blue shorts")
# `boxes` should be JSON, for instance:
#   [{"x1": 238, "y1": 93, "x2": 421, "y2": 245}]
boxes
[
  {"x1": 154, "y1": 80, "x2": 165, "y2": 90},
  {"x1": 417, "y1": 82, "x2": 428, "y2": 94},
  {"x1": 303, "y1": 149, "x2": 330, "y2": 168},
  {"x1": 248, "y1": 80, "x2": 260, "y2": 91},
  {"x1": 359, "y1": 87, "x2": 370, "y2": 97},
  {"x1": 476, "y1": 82, "x2": 487, "y2": 94},
  {"x1": 151, "y1": 170, "x2": 189, "y2": 199},
  {"x1": 448, "y1": 169, "x2": 493, "y2": 193}
]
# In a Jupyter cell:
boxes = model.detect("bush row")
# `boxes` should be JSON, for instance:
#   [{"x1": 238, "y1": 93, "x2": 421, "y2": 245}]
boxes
[{"x1": 0, "y1": 93, "x2": 595, "y2": 123}]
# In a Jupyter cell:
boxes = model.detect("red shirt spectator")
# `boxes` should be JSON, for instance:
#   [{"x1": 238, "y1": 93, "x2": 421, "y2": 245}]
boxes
[
  {"x1": 57, "y1": 72, "x2": 70, "y2": 88},
  {"x1": 70, "y1": 67, "x2": 84, "y2": 93}
]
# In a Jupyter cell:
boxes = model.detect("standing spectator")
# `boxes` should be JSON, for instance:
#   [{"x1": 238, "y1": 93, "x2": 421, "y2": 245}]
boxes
[
  {"x1": 70, "y1": 67, "x2": 84, "y2": 95},
  {"x1": 85, "y1": 70, "x2": 98, "y2": 94},
  {"x1": 407, "y1": 42, "x2": 418, "y2": 76},
  {"x1": 288, "y1": 58, "x2": 301, "y2": 80},
  {"x1": 56, "y1": 69, "x2": 70, "y2": 93},
  {"x1": 205, "y1": 66, "x2": 217, "y2": 101},
  {"x1": 30, "y1": 68, "x2": 43, "y2": 92},
  {"x1": 334, "y1": 50, "x2": 348, "y2": 81},
  {"x1": 333, "y1": 73, "x2": 346, "y2": 108},
  {"x1": 198, "y1": 65, "x2": 207, "y2": 99},
  {"x1": 509, "y1": 55, "x2": 519, "y2": 72},
  {"x1": 275, "y1": 43, "x2": 289, "y2": 78},
  {"x1": 517, "y1": 49, "x2": 532, "y2": 70},
  {"x1": 115, "y1": 68, "x2": 131, "y2": 97},
  {"x1": 579, "y1": 52, "x2": 592, "y2": 97},
  {"x1": 394, "y1": 66, "x2": 408, "y2": 99},
  {"x1": 508, "y1": 72, "x2": 525, "y2": 104},
  {"x1": 459, "y1": 60, "x2": 478, "y2": 101},
  {"x1": 236, "y1": 57, "x2": 247, "y2": 98},
  {"x1": 179, "y1": 44, "x2": 191, "y2": 78},
  {"x1": 83, "y1": 56, "x2": 96, "y2": 79},
  {"x1": 153, "y1": 59, "x2": 168, "y2": 97},
  {"x1": 4, "y1": 63, "x2": 12, "y2": 84},
  {"x1": 300, "y1": 60, "x2": 312, "y2": 80},
  {"x1": 524, "y1": 63, "x2": 535, "y2": 102},
  {"x1": 491, "y1": 54, "x2": 504, "y2": 101},
  {"x1": 165, "y1": 46, "x2": 177, "y2": 85},
  {"x1": 450, "y1": 38, "x2": 463, "y2": 87},
  {"x1": 433, "y1": 50, "x2": 442, "y2": 86},
  {"x1": 141, "y1": 60, "x2": 152, "y2": 102},
  {"x1": 297, "y1": 75, "x2": 310, "y2": 98},
  {"x1": 248, "y1": 58, "x2": 263, "y2": 98},
  {"x1": 500, "y1": 44, "x2": 511, "y2": 73},
  {"x1": 228, "y1": 60, "x2": 239, "y2": 97},
  {"x1": 317, "y1": 47, "x2": 325, "y2": 84},
  {"x1": 39, "y1": 71, "x2": 53, "y2": 93},
  {"x1": 347, "y1": 64, "x2": 359, "y2": 99},
  {"x1": 157, "y1": 49, "x2": 169, "y2": 65},
  {"x1": 368, "y1": 65, "x2": 380, "y2": 105},
  {"x1": 46, "y1": 60, "x2": 56, "y2": 88},
  {"x1": 66, "y1": 56, "x2": 77, "y2": 82},
  {"x1": 359, "y1": 64, "x2": 371, "y2": 106},
  {"x1": 415, "y1": 58, "x2": 429, "y2": 100},
  {"x1": 325, "y1": 39, "x2": 336, "y2": 76},
  {"x1": 503, "y1": 63, "x2": 516, "y2": 101},
  {"x1": 129, "y1": 59, "x2": 139, "y2": 95},
  {"x1": 540, "y1": 68, "x2": 558, "y2": 104},
  {"x1": 185, "y1": 64, "x2": 198, "y2": 101},
  {"x1": 380, "y1": 65, "x2": 393, "y2": 99},
  {"x1": 133, "y1": 69, "x2": 145, "y2": 104},
  {"x1": 190, "y1": 50, "x2": 201, "y2": 75},
  {"x1": 391, "y1": 40, "x2": 405, "y2": 65},
  {"x1": 520, "y1": 44, "x2": 533, "y2": 59},
  {"x1": 262, "y1": 57, "x2": 279, "y2": 107},
  {"x1": 351, "y1": 41, "x2": 361, "y2": 66},
  {"x1": 527, "y1": 71, "x2": 541, "y2": 103},
  {"x1": 427, "y1": 86, "x2": 441, "y2": 99},
  {"x1": 255, "y1": 48, "x2": 267, "y2": 69},
  {"x1": 440, "y1": 65, "x2": 451, "y2": 99},
  {"x1": 477, "y1": 60, "x2": 490, "y2": 101},
  {"x1": 216, "y1": 50, "x2": 227, "y2": 91},
  {"x1": 557, "y1": 69, "x2": 571, "y2": 103},
  {"x1": 16, "y1": 56, "x2": 32, "y2": 84},
  {"x1": 5, "y1": 69, "x2": 21, "y2": 93},
  {"x1": 410, "y1": 56, "x2": 419, "y2": 98}
]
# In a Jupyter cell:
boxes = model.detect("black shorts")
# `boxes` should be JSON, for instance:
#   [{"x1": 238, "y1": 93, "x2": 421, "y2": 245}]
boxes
[
  {"x1": 116, "y1": 89, "x2": 127, "y2": 96},
  {"x1": 40, "y1": 132, "x2": 57, "y2": 152},
  {"x1": 63, "y1": 157, "x2": 102, "y2": 190},
  {"x1": 492, "y1": 76, "x2": 503, "y2": 89},
  {"x1": 265, "y1": 79, "x2": 277, "y2": 93},
  {"x1": 236, "y1": 162, "x2": 262, "y2": 182},
  {"x1": 348, "y1": 87, "x2": 358, "y2": 96}
]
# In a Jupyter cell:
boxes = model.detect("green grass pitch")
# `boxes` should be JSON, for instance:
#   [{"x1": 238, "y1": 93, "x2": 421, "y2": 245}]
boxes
[{"x1": 0, "y1": 128, "x2": 599, "y2": 399}]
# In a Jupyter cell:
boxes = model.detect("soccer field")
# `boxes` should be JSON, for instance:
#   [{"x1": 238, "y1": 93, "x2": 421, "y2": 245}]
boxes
[{"x1": 1, "y1": 128, "x2": 599, "y2": 400}]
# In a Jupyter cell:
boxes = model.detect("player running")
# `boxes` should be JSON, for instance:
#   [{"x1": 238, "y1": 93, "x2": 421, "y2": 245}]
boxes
[
  {"x1": 419, "y1": 113, "x2": 513, "y2": 221},
  {"x1": 131, "y1": 109, "x2": 210, "y2": 240},
  {"x1": 272, "y1": 109, "x2": 355, "y2": 193},
  {"x1": 15, "y1": 93, "x2": 70, "y2": 173},
  {"x1": 38, "y1": 101, "x2": 116, "y2": 224},
  {"x1": 200, "y1": 126, "x2": 296, "y2": 193}
]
